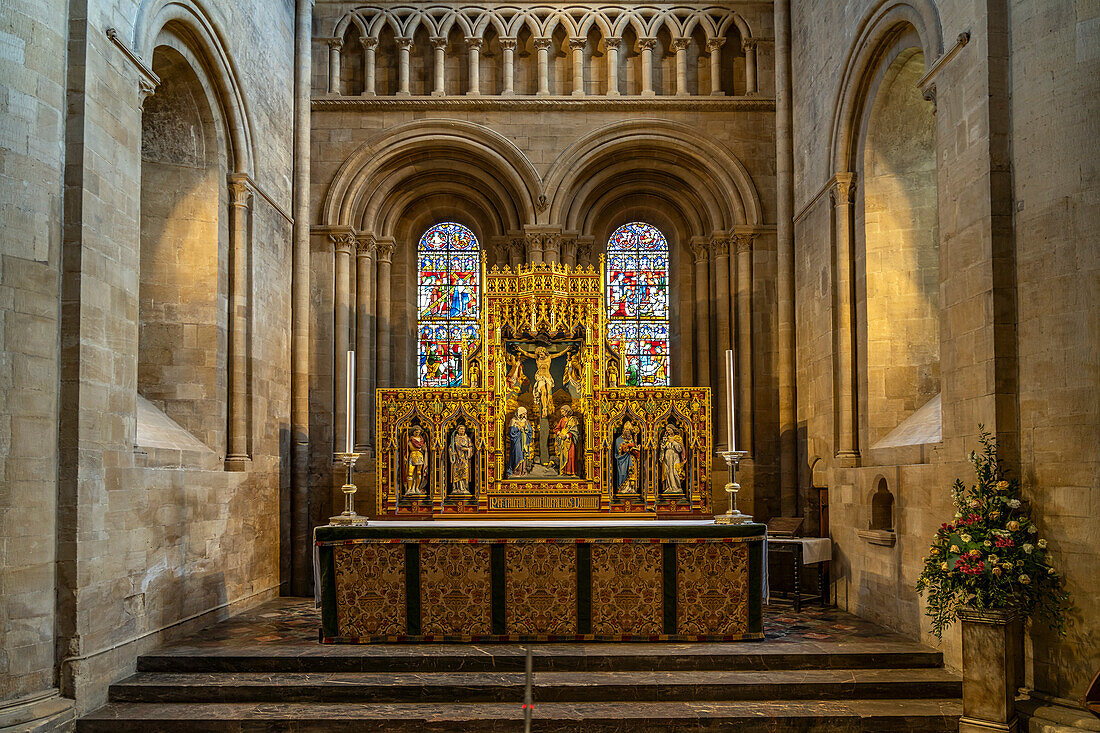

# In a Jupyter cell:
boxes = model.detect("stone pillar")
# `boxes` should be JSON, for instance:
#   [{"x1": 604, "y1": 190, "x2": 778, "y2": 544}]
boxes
[
  {"x1": 832, "y1": 173, "x2": 859, "y2": 463},
  {"x1": 508, "y1": 236, "x2": 524, "y2": 268},
  {"x1": 327, "y1": 38, "x2": 342, "y2": 94},
  {"x1": 638, "y1": 38, "x2": 657, "y2": 96},
  {"x1": 467, "y1": 37, "x2": 482, "y2": 95},
  {"x1": 734, "y1": 229, "x2": 755, "y2": 456},
  {"x1": 361, "y1": 37, "x2": 377, "y2": 95},
  {"x1": 568, "y1": 37, "x2": 586, "y2": 96},
  {"x1": 605, "y1": 37, "x2": 621, "y2": 95},
  {"x1": 560, "y1": 235, "x2": 578, "y2": 267},
  {"x1": 396, "y1": 37, "x2": 413, "y2": 96},
  {"x1": 774, "y1": 0, "x2": 798, "y2": 514},
  {"x1": 226, "y1": 176, "x2": 252, "y2": 471},
  {"x1": 743, "y1": 38, "x2": 758, "y2": 95},
  {"x1": 500, "y1": 38, "x2": 517, "y2": 95},
  {"x1": 332, "y1": 232, "x2": 355, "y2": 453},
  {"x1": 576, "y1": 236, "x2": 595, "y2": 267},
  {"x1": 534, "y1": 37, "x2": 552, "y2": 95},
  {"x1": 375, "y1": 239, "x2": 394, "y2": 387},
  {"x1": 355, "y1": 235, "x2": 376, "y2": 454},
  {"x1": 430, "y1": 37, "x2": 447, "y2": 96},
  {"x1": 707, "y1": 38, "x2": 724, "y2": 95},
  {"x1": 712, "y1": 234, "x2": 731, "y2": 448},
  {"x1": 691, "y1": 238, "x2": 711, "y2": 388},
  {"x1": 672, "y1": 37, "x2": 690, "y2": 95}
]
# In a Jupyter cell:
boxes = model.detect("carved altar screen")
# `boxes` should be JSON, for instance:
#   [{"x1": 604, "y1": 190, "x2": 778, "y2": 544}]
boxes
[
  {"x1": 378, "y1": 261, "x2": 711, "y2": 519},
  {"x1": 606, "y1": 222, "x2": 670, "y2": 386},
  {"x1": 416, "y1": 222, "x2": 480, "y2": 387}
]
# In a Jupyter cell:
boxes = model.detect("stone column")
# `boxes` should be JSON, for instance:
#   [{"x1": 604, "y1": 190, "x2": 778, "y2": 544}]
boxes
[
  {"x1": 672, "y1": 37, "x2": 690, "y2": 95},
  {"x1": 430, "y1": 37, "x2": 447, "y2": 96},
  {"x1": 568, "y1": 37, "x2": 586, "y2": 96},
  {"x1": 500, "y1": 38, "x2": 517, "y2": 95},
  {"x1": 604, "y1": 37, "x2": 621, "y2": 95},
  {"x1": 508, "y1": 236, "x2": 524, "y2": 268},
  {"x1": 712, "y1": 234, "x2": 731, "y2": 448},
  {"x1": 707, "y1": 38, "x2": 724, "y2": 95},
  {"x1": 638, "y1": 38, "x2": 657, "y2": 96},
  {"x1": 743, "y1": 38, "x2": 758, "y2": 95},
  {"x1": 534, "y1": 37, "x2": 552, "y2": 95},
  {"x1": 691, "y1": 238, "x2": 711, "y2": 388},
  {"x1": 361, "y1": 37, "x2": 377, "y2": 95},
  {"x1": 396, "y1": 37, "x2": 413, "y2": 96},
  {"x1": 226, "y1": 176, "x2": 253, "y2": 471},
  {"x1": 375, "y1": 239, "x2": 394, "y2": 387},
  {"x1": 560, "y1": 235, "x2": 578, "y2": 267},
  {"x1": 332, "y1": 232, "x2": 355, "y2": 453},
  {"x1": 576, "y1": 236, "x2": 595, "y2": 267},
  {"x1": 832, "y1": 173, "x2": 859, "y2": 463},
  {"x1": 734, "y1": 229, "x2": 755, "y2": 455},
  {"x1": 466, "y1": 37, "x2": 483, "y2": 94},
  {"x1": 355, "y1": 235, "x2": 376, "y2": 454},
  {"x1": 327, "y1": 39, "x2": 342, "y2": 94}
]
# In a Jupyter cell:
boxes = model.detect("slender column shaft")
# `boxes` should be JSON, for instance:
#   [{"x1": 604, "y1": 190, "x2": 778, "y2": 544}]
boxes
[
  {"x1": 713, "y1": 235, "x2": 732, "y2": 448},
  {"x1": 561, "y1": 237, "x2": 578, "y2": 267},
  {"x1": 508, "y1": 238, "x2": 523, "y2": 268},
  {"x1": 376, "y1": 240, "x2": 394, "y2": 387},
  {"x1": 355, "y1": 238, "x2": 375, "y2": 452},
  {"x1": 775, "y1": 0, "x2": 798, "y2": 514},
  {"x1": 396, "y1": 38, "x2": 412, "y2": 95},
  {"x1": 327, "y1": 39, "x2": 342, "y2": 94},
  {"x1": 291, "y1": 0, "x2": 313, "y2": 598},
  {"x1": 672, "y1": 38, "x2": 690, "y2": 95},
  {"x1": 542, "y1": 235, "x2": 560, "y2": 264},
  {"x1": 501, "y1": 38, "x2": 516, "y2": 95},
  {"x1": 605, "y1": 38, "x2": 621, "y2": 95},
  {"x1": 467, "y1": 38, "x2": 482, "y2": 95},
  {"x1": 226, "y1": 178, "x2": 252, "y2": 470},
  {"x1": 639, "y1": 38, "x2": 656, "y2": 96},
  {"x1": 735, "y1": 231, "x2": 754, "y2": 455},
  {"x1": 362, "y1": 37, "x2": 377, "y2": 95},
  {"x1": 430, "y1": 37, "x2": 446, "y2": 96},
  {"x1": 833, "y1": 174, "x2": 859, "y2": 461},
  {"x1": 534, "y1": 38, "x2": 551, "y2": 95},
  {"x1": 707, "y1": 38, "x2": 724, "y2": 95},
  {"x1": 569, "y1": 37, "x2": 586, "y2": 96},
  {"x1": 525, "y1": 234, "x2": 544, "y2": 264},
  {"x1": 692, "y1": 240, "x2": 711, "y2": 388},
  {"x1": 332, "y1": 234, "x2": 354, "y2": 454},
  {"x1": 744, "y1": 39, "x2": 758, "y2": 94}
]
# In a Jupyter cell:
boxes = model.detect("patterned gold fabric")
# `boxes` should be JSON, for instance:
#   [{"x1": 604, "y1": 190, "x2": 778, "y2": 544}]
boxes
[
  {"x1": 591, "y1": 542, "x2": 663, "y2": 635},
  {"x1": 334, "y1": 543, "x2": 405, "y2": 637},
  {"x1": 676, "y1": 542, "x2": 749, "y2": 635},
  {"x1": 505, "y1": 543, "x2": 577, "y2": 634},
  {"x1": 420, "y1": 543, "x2": 492, "y2": 636}
]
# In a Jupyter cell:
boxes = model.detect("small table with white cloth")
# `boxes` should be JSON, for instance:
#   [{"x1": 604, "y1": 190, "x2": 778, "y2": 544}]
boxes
[{"x1": 766, "y1": 537, "x2": 832, "y2": 611}]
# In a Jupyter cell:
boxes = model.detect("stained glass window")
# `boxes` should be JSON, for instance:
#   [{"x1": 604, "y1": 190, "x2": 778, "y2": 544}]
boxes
[
  {"x1": 606, "y1": 222, "x2": 670, "y2": 386},
  {"x1": 417, "y1": 222, "x2": 480, "y2": 387}
]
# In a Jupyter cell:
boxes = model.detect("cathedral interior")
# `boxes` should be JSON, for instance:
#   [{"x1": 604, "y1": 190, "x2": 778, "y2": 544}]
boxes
[{"x1": 0, "y1": 0, "x2": 1098, "y2": 730}]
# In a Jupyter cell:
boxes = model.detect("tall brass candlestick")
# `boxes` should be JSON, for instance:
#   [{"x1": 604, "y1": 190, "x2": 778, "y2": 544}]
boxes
[
  {"x1": 725, "y1": 349, "x2": 736, "y2": 452},
  {"x1": 345, "y1": 350, "x2": 355, "y2": 454},
  {"x1": 331, "y1": 350, "x2": 366, "y2": 525}
]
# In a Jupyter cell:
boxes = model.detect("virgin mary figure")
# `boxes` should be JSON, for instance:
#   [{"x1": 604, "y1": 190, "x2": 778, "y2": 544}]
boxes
[{"x1": 507, "y1": 407, "x2": 533, "y2": 477}]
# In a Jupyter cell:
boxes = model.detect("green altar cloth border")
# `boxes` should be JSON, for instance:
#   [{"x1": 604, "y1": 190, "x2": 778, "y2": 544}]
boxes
[{"x1": 316, "y1": 523, "x2": 765, "y2": 643}]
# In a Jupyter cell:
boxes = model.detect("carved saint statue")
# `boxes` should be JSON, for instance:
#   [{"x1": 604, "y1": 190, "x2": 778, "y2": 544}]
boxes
[
  {"x1": 613, "y1": 419, "x2": 640, "y2": 496},
  {"x1": 448, "y1": 424, "x2": 474, "y2": 497},
  {"x1": 404, "y1": 425, "x2": 428, "y2": 497},
  {"x1": 564, "y1": 352, "x2": 584, "y2": 399},
  {"x1": 554, "y1": 404, "x2": 580, "y2": 477},
  {"x1": 660, "y1": 422, "x2": 686, "y2": 496},
  {"x1": 506, "y1": 407, "x2": 533, "y2": 477},
  {"x1": 467, "y1": 358, "x2": 482, "y2": 389},
  {"x1": 504, "y1": 352, "x2": 525, "y2": 411},
  {"x1": 513, "y1": 345, "x2": 556, "y2": 418}
]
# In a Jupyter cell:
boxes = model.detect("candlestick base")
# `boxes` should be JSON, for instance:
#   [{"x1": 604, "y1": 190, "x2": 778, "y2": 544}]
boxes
[
  {"x1": 330, "y1": 452, "x2": 368, "y2": 526},
  {"x1": 714, "y1": 450, "x2": 753, "y2": 525}
]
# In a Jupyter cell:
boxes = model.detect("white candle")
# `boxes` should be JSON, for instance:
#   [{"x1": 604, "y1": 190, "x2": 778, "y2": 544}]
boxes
[
  {"x1": 346, "y1": 350, "x2": 355, "y2": 454},
  {"x1": 725, "y1": 349, "x2": 736, "y2": 453}
]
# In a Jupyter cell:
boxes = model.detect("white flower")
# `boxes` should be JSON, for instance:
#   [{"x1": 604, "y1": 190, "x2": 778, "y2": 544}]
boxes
[
  {"x1": 960, "y1": 534, "x2": 972, "y2": 543},
  {"x1": 1023, "y1": 544, "x2": 1034, "y2": 554},
  {"x1": 988, "y1": 555, "x2": 999, "y2": 564},
  {"x1": 1048, "y1": 567, "x2": 1056, "y2": 575},
  {"x1": 1028, "y1": 525, "x2": 1038, "y2": 534},
  {"x1": 1038, "y1": 539, "x2": 1047, "y2": 549},
  {"x1": 1007, "y1": 499, "x2": 1021, "y2": 509},
  {"x1": 983, "y1": 540, "x2": 992, "y2": 547},
  {"x1": 1019, "y1": 574, "x2": 1031, "y2": 584}
]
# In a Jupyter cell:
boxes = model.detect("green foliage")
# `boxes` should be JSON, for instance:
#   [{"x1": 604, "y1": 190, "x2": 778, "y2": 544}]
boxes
[{"x1": 915, "y1": 426, "x2": 1071, "y2": 638}]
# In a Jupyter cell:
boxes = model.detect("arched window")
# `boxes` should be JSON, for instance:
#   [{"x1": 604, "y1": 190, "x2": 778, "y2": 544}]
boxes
[
  {"x1": 606, "y1": 222, "x2": 670, "y2": 386},
  {"x1": 417, "y1": 222, "x2": 480, "y2": 386}
]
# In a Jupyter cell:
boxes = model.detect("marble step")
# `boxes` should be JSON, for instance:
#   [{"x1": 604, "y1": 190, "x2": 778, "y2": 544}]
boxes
[
  {"x1": 137, "y1": 643, "x2": 945, "y2": 674},
  {"x1": 109, "y1": 668, "x2": 962, "y2": 704},
  {"x1": 78, "y1": 699, "x2": 963, "y2": 732}
]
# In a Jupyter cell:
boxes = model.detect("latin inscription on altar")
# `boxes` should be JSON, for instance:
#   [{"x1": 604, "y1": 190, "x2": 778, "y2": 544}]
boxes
[{"x1": 489, "y1": 495, "x2": 601, "y2": 511}]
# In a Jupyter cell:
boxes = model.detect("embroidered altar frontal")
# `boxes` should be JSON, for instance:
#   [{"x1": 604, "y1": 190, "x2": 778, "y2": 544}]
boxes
[{"x1": 316, "y1": 521, "x2": 765, "y2": 643}]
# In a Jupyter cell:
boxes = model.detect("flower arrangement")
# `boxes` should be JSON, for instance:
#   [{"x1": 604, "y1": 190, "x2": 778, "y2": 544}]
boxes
[{"x1": 916, "y1": 427, "x2": 1070, "y2": 637}]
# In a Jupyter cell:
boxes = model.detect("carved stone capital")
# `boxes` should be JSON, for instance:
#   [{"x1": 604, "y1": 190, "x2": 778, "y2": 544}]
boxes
[
  {"x1": 395, "y1": 37, "x2": 414, "y2": 50},
  {"x1": 361, "y1": 37, "x2": 378, "y2": 51},
  {"x1": 429, "y1": 36, "x2": 448, "y2": 50},
  {"x1": 691, "y1": 239, "x2": 710, "y2": 264},
  {"x1": 671, "y1": 37, "x2": 691, "y2": 52},
  {"x1": 706, "y1": 38, "x2": 725, "y2": 53},
  {"x1": 533, "y1": 37, "x2": 553, "y2": 50},
  {"x1": 568, "y1": 36, "x2": 587, "y2": 51},
  {"x1": 227, "y1": 175, "x2": 253, "y2": 208},
  {"x1": 508, "y1": 237, "x2": 525, "y2": 262},
  {"x1": 832, "y1": 173, "x2": 856, "y2": 206},
  {"x1": 330, "y1": 230, "x2": 357, "y2": 255},
  {"x1": 560, "y1": 235, "x2": 578, "y2": 262},
  {"x1": 710, "y1": 234, "x2": 730, "y2": 258},
  {"x1": 499, "y1": 37, "x2": 518, "y2": 51},
  {"x1": 465, "y1": 37, "x2": 484, "y2": 50},
  {"x1": 742, "y1": 38, "x2": 758, "y2": 52},
  {"x1": 604, "y1": 36, "x2": 622, "y2": 50},
  {"x1": 137, "y1": 77, "x2": 159, "y2": 107},
  {"x1": 356, "y1": 233, "x2": 377, "y2": 258},
  {"x1": 375, "y1": 238, "x2": 395, "y2": 263},
  {"x1": 637, "y1": 37, "x2": 658, "y2": 52},
  {"x1": 734, "y1": 231, "x2": 754, "y2": 254},
  {"x1": 327, "y1": 38, "x2": 343, "y2": 51}
]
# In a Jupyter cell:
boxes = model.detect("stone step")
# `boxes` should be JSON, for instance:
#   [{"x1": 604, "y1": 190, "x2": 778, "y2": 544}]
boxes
[
  {"x1": 137, "y1": 643, "x2": 945, "y2": 674},
  {"x1": 108, "y1": 668, "x2": 961, "y2": 704},
  {"x1": 77, "y1": 699, "x2": 963, "y2": 732}
]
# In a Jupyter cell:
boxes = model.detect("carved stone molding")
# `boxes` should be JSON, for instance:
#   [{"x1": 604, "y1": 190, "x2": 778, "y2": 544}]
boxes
[
  {"x1": 356, "y1": 232, "x2": 377, "y2": 258},
  {"x1": 637, "y1": 37, "x2": 658, "y2": 51},
  {"x1": 604, "y1": 36, "x2": 622, "y2": 50},
  {"x1": 329, "y1": 231, "x2": 357, "y2": 254},
  {"x1": 733, "y1": 231, "x2": 754, "y2": 254},
  {"x1": 312, "y1": 96, "x2": 775, "y2": 112},
  {"x1": 375, "y1": 238, "x2": 395, "y2": 263},
  {"x1": 568, "y1": 37, "x2": 587, "y2": 51},
  {"x1": 533, "y1": 37, "x2": 553, "y2": 50},
  {"x1": 499, "y1": 37, "x2": 517, "y2": 50},
  {"x1": 671, "y1": 37, "x2": 691, "y2": 52},
  {"x1": 831, "y1": 173, "x2": 856, "y2": 206},
  {"x1": 706, "y1": 38, "x2": 725, "y2": 53},
  {"x1": 691, "y1": 241, "x2": 710, "y2": 264},
  {"x1": 429, "y1": 36, "x2": 447, "y2": 49},
  {"x1": 710, "y1": 235, "x2": 730, "y2": 258}
]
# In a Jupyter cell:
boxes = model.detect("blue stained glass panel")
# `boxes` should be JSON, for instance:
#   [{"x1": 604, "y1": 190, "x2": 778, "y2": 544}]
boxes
[
  {"x1": 606, "y1": 222, "x2": 670, "y2": 386},
  {"x1": 417, "y1": 222, "x2": 481, "y2": 387}
]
